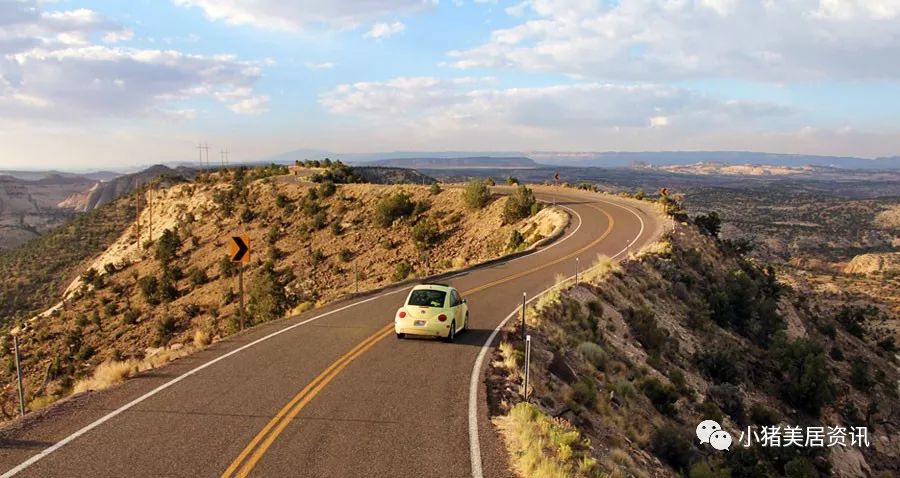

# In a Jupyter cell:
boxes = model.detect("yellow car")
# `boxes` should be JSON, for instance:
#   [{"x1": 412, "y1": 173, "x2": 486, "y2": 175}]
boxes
[{"x1": 395, "y1": 283, "x2": 469, "y2": 341}]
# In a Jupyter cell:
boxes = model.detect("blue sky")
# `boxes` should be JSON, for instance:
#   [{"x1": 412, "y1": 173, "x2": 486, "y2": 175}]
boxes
[{"x1": 2, "y1": 0, "x2": 900, "y2": 169}]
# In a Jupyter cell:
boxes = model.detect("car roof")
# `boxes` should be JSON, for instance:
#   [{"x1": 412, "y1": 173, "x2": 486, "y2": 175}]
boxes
[{"x1": 411, "y1": 283, "x2": 454, "y2": 292}]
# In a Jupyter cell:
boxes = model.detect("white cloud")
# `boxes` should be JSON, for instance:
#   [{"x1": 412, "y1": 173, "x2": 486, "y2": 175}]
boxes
[
  {"x1": 305, "y1": 61, "x2": 335, "y2": 70},
  {"x1": 228, "y1": 95, "x2": 271, "y2": 114},
  {"x1": 448, "y1": 0, "x2": 900, "y2": 82},
  {"x1": 0, "y1": 1, "x2": 268, "y2": 120},
  {"x1": 320, "y1": 76, "x2": 790, "y2": 140},
  {"x1": 364, "y1": 21, "x2": 406, "y2": 40},
  {"x1": 172, "y1": 0, "x2": 434, "y2": 30}
]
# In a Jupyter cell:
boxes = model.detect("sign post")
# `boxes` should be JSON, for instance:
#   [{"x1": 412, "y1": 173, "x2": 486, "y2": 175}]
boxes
[
  {"x1": 521, "y1": 292, "x2": 527, "y2": 340},
  {"x1": 229, "y1": 236, "x2": 251, "y2": 330},
  {"x1": 523, "y1": 335, "x2": 531, "y2": 401},
  {"x1": 13, "y1": 335, "x2": 25, "y2": 417}
]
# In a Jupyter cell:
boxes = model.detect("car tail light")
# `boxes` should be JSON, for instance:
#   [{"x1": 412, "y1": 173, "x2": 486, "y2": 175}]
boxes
[
  {"x1": 438, "y1": 314, "x2": 447, "y2": 322},
  {"x1": 398, "y1": 311, "x2": 406, "y2": 318}
]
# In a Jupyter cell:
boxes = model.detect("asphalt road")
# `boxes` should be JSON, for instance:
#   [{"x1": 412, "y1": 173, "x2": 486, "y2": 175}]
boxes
[{"x1": 0, "y1": 187, "x2": 663, "y2": 478}]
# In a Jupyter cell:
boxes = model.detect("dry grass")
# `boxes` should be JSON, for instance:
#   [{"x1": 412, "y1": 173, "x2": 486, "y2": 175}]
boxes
[
  {"x1": 494, "y1": 402, "x2": 599, "y2": 478},
  {"x1": 73, "y1": 360, "x2": 139, "y2": 394},
  {"x1": 498, "y1": 341, "x2": 520, "y2": 376},
  {"x1": 73, "y1": 345, "x2": 196, "y2": 394},
  {"x1": 193, "y1": 328, "x2": 212, "y2": 347},
  {"x1": 581, "y1": 254, "x2": 621, "y2": 284}
]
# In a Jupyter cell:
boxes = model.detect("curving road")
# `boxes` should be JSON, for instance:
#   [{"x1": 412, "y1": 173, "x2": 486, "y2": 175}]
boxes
[{"x1": 0, "y1": 187, "x2": 664, "y2": 478}]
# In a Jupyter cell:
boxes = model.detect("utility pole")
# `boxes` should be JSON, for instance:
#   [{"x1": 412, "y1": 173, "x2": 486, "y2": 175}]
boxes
[
  {"x1": 135, "y1": 180, "x2": 141, "y2": 249},
  {"x1": 13, "y1": 335, "x2": 25, "y2": 417},
  {"x1": 147, "y1": 185, "x2": 152, "y2": 245},
  {"x1": 204, "y1": 143, "x2": 210, "y2": 170}
]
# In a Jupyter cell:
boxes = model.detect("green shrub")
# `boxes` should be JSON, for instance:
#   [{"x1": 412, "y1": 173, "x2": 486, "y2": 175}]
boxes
[
  {"x1": 138, "y1": 276, "x2": 160, "y2": 305},
  {"x1": 463, "y1": 179, "x2": 491, "y2": 209},
  {"x1": 850, "y1": 358, "x2": 873, "y2": 391},
  {"x1": 155, "y1": 229, "x2": 181, "y2": 265},
  {"x1": 155, "y1": 316, "x2": 178, "y2": 345},
  {"x1": 771, "y1": 337, "x2": 833, "y2": 415},
  {"x1": 749, "y1": 403, "x2": 781, "y2": 426},
  {"x1": 429, "y1": 182, "x2": 442, "y2": 195},
  {"x1": 576, "y1": 342, "x2": 607, "y2": 370},
  {"x1": 247, "y1": 264, "x2": 289, "y2": 324},
  {"x1": 507, "y1": 230, "x2": 525, "y2": 251},
  {"x1": 188, "y1": 267, "x2": 209, "y2": 287},
  {"x1": 502, "y1": 185, "x2": 537, "y2": 224},
  {"x1": 709, "y1": 383, "x2": 744, "y2": 423},
  {"x1": 338, "y1": 249, "x2": 354, "y2": 262},
  {"x1": 695, "y1": 348, "x2": 744, "y2": 384},
  {"x1": 571, "y1": 376, "x2": 597, "y2": 408},
  {"x1": 506, "y1": 176, "x2": 519, "y2": 185},
  {"x1": 695, "y1": 211, "x2": 722, "y2": 238},
  {"x1": 640, "y1": 377, "x2": 679, "y2": 417},
  {"x1": 392, "y1": 262, "x2": 413, "y2": 281},
  {"x1": 375, "y1": 192, "x2": 415, "y2": 227},
  {"x1": 624, "y1": 307, "x2": 670, "y2": 357},
  {"x1": 318, "y1": 180, "x2": 336, "y2": 198},
  {"x1": 219, "y1": 255, "x2": 238, "y2": 278},
  {"x1": 650, "y1": 424, "x2": 695, "y2": 472},
  {"x1": 411, "y1": 219, "x2": 442, "y2": 249}
]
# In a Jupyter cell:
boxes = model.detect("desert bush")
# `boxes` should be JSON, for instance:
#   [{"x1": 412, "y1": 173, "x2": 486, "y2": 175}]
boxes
[
  {"x1": 318, "y1": 180, "x2": 336, "y2": 198},
  {"x1": 122, "y1": 308, "x2": 140, "y2": 325},
  {"x1": 219, "y1": 255, "x2": 238, "y2": 278},
  {"x1": 393, "y1": 262, "x2": 413, "y2": 281},
  {"x1": 708, "y1": 264, "x2": 783, "y2": 347},
  {"x1": 695, "y1": 211, "x2": 722, "y2": 238},
  {"x1": 429, "y1": 182, "x2": 442, "y2": 195},
  {"x1": 850, "y1": 358, "x2": 873, "y2": 391},
  {"x1": 506, "y1": 176, "x2": 519, "y2": 185},
  {"x1": 338, "y1": 249, "x2": 354, "y2": 262},
  {"x1": 749, "y1": 403, "x2": 781, "y2": 426},
  {"x1": 771, "y1": 336, "x2": 833, "y2": 415},
  {"x1": 502, "y1": 185, "x2": 537, "y2": 224},
  {"x1": 695, "y1": 348, "x2": 744, "y2": 384},
  {"x1": 709, "y1": 383, "x2": 744, "y2": 423},
  {"x1": 155, "y1": 228, "x2": 181, "y2": 264},
  {"x1": 188, "y1": 267, "x2": 209, "y2": 287},
  {"x1": 73, "y1": 360, "x2": 138, "y2": 394},
  {"x1": 507, "y1": 230, "x2": 525, "y2": 251},
  {"x1": 463, "y1": 179, "x2": 491, "y2": 209},
  {"x1": 138, "y1": 275, "x2": 160, "y2": 305},
  {"x1": 623, "y1": 307, "x2": 670, "y2": 358},
  {"x1": 375, "y1": 192, "x2": 415, "y2": 227},
  {"x1": 650, "y1": 424, "x2": 695, "y2": 472},
  {"x1": 640, "y1": 377, "x2": 679, "y2": 417},
  {"x1": 571, "y1": 376, "x2": 597, "y2": 408},
  {"x1": 248, "y1": 264, "x2": 290, "y2": 324},
  {"x1": 411, "y1": 219, "x2": 442, "y2": 249},
  {"x1": 155, "y1": 315, "x2": 178, "y2": 346}
]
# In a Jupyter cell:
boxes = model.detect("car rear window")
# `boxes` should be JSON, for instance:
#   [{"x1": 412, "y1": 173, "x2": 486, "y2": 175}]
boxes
[{"x1": 407, "y1": 290, "x2": 446, "y2": 307}]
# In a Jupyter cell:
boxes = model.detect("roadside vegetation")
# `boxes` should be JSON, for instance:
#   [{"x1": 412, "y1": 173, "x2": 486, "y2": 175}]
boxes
[{"x1": 489, "y1": 193, "x2": 899, "y2": 478}]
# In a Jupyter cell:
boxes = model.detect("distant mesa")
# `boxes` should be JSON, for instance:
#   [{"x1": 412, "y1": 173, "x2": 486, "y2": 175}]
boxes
[{"x1": 365, "y1": 156, "x2": 539, "y2": 169}]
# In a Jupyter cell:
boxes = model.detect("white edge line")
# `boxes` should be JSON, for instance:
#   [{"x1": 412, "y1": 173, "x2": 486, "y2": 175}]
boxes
[
  {"x1": 2, "y1": 193, "x2": 583, "y2": 477},
  {"x1": 469, "y1": 196, "x2": 646, "y2": 478}
]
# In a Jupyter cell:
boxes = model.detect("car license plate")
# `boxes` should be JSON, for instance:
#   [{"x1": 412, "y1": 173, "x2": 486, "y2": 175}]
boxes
[{"x1": 414, "y1": 320, "x2": 426, "y2": 327}]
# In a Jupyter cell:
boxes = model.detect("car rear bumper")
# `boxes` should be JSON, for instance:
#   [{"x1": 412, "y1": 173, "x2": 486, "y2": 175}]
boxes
[{"x1": 395, "y1": 320, "x2": 452, "y2": 337}]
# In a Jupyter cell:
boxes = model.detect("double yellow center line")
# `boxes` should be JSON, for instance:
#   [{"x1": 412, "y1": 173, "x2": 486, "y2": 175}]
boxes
[{"x1": 222, "y1": 200, "x2": 616, "y2": 477}]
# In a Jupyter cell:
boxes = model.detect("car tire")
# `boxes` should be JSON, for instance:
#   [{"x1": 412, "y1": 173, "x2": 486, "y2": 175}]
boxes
[
  {"x1": 445, "y1": 321, "x2": 456, "y2": 343},
  {"x1": 463, "y1": 313, "x2": 469, "y2": 332},
  {"x1": 396, "y1": 333, "x2": 405, "y2": 339}
]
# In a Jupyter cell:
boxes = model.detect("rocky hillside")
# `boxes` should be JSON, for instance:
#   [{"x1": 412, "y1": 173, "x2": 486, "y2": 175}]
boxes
[
  {"x1": 0, "y1": 167, "x2": 564, "y2": 421},
  {"x1": 488, "y1": 216, "x2": 898, "y2": 477},
  {"x1": 845, "y1": 253, "x2": 900, "y2": 275}
]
